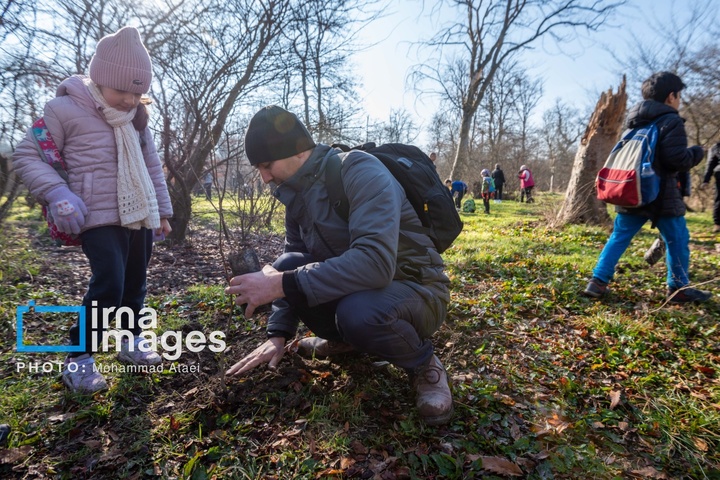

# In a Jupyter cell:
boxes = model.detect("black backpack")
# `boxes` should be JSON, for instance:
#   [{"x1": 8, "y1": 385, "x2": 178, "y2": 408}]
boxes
[{"x1": 325, "y1": 143, "x2": 463, "y2": 253}]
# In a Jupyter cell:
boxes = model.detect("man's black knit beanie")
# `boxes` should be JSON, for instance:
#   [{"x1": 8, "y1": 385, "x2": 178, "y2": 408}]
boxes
[{"x1": 244, "y1": 106, "x2": 316, "y2": 165}]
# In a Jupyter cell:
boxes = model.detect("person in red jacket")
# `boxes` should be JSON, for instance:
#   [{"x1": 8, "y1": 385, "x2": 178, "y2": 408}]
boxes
[{"x1": 518, "y1": 165, "x2": 535, "y2": 203}]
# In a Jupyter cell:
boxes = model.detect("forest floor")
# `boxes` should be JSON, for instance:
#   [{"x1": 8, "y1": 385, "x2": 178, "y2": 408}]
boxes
[{"x1": 1, "y1": 193, "x2": 719, "y2": 479}]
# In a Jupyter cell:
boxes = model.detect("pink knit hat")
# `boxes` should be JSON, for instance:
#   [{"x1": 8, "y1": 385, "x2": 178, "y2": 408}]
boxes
[{"x1": 89, "y1": 26, "x2": 152, "y2": 94}]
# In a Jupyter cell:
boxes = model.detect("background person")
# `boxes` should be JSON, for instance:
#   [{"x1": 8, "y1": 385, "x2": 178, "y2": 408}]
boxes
[
  {"x1": 491, "y1": 164, "x2": 505, "y2": 202},
  {"x1": 583, "y1": 71, "x2": 710, "y2": 304},
  {"x1": 480, "y1": 169, "x2": 495, "y2": 214},
  {"x1": 701, "y1": 142, "x2": 720, "y2": 233},
  {"x1": 445, "y1": 178, "x2": 468, "y2": 209},
  {"x1": 518, "y1": 165, "x2": 535, "y2": 203}
]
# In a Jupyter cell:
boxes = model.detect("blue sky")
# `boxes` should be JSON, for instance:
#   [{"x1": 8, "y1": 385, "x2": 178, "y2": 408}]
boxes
[{"x1": 353, "y1": 0, "x2": 703, "y2": 135}]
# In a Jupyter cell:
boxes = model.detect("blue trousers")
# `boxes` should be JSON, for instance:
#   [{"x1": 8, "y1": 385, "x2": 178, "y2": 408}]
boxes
[
  {"x1": 69, "y1": 226, "x2": 153, "y2": 355},
  {"x1": 592, "y1": 213, "x2": 690, "y2": 289},
  {"x1": 273, "y1": 253, "x2": 446, "y2": 370},
  {"x1": 453, "y1": 191, "x2": 464, "y2": 209}
]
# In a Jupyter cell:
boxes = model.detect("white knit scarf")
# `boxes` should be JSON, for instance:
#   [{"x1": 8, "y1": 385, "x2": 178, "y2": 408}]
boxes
[{"x1": 85, "y1": 79, "x2": 160, "y2": 230}]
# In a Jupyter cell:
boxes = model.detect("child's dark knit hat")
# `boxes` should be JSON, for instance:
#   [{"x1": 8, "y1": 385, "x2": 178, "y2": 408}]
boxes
[
  {"x1": 244, "y1": 106, "x2": 316, "y2": 165},
  {"x1": 89, "y1": 26, "x2": 152, "y2": 94}
]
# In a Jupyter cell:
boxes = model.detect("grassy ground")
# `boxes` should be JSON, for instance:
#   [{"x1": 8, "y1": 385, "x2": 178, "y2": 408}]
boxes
[{"x1": 1, "y1": 193, "x2": 719, "y2": 479}]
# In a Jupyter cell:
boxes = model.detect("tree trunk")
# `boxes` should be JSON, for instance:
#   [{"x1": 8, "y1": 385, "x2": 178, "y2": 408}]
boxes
[
  {"x1": 557, "y1": 77, "x2": 627, "y2": 226},
  {"x1": 169, "y1": 186, "x2": 193, "y2": 241},
  {"x1": 449, "y1": 109, "x2": 474, "y2": 181}
]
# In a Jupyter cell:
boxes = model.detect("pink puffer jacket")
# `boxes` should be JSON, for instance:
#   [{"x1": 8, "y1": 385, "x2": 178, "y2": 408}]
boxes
[
  {"x1": 518, "y1": 168, "x2": 535, "y2": 189},
  {"x1": 12, "y1": 75, "x2": 173, "y2": 232}
]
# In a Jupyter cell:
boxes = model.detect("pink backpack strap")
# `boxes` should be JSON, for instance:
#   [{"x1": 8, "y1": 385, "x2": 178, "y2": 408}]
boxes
[
  {"x1": 30, "y1": 117, "x2": 69, "y2": 183},
  {"x1": 30, "y1": 117, "x2": 81, "y2": 246}
]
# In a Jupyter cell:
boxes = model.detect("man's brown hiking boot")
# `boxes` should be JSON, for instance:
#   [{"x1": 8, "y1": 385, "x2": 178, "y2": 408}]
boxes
[
  {"x1": 412, "y1": 354, "x2": 453, "y2": 426},
  {"x1": 295, "y1": 337, "x2": 355, "y2": 358}
]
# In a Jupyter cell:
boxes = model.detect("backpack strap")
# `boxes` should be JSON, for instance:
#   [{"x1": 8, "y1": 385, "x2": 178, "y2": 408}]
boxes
[
  {"x1": 324, "y1": 148, "x2": 430, "y2": 256},
  {"x1": 30, "y1": 117, "x2": 70, "y2": 184},
  {"x1": 325, "y1": 151, "x2": 350, "y2": 221}
]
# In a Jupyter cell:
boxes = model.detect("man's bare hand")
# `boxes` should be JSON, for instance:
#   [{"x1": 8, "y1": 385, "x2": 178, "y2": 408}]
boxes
[
  {"x1": 225, "y1": 265, "x2": 284, "y2": 317},
  {"x1": 225, "y1": 337, "x2": 286, "y2": 376}
]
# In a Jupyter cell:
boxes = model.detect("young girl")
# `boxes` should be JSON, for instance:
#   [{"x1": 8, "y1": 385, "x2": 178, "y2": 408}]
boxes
[
  {"x1": 480, "y1": 169, "x2": 495, "y2": 214},
  {"x1": 13, "y1": 26, "x2": 173, "y2": 393}
]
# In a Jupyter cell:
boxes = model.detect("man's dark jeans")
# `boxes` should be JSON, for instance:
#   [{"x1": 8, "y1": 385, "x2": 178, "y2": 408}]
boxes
[{"x1": 272, "y1": 252, "x2": 446, "y2": 370}]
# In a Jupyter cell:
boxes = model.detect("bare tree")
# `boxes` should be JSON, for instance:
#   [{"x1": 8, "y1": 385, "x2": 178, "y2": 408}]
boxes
[
  {"x1": 366, "y1": 108, "x2": 419, "y2": 145},
  {"x1": 410, "y1": 0, "x2": 623, "y2": 182},
  {"x1": 0, "y1": 153, "x2": 20, "y2": 225},
  {"x1": 426, "y1": 107, "x2": 459, "y2": 181},
  {"x1": 539, "y1": 99, "x2": 584, "y2": 192},
  {"x1": 613, "y1": 1, "x2": 713, "y2": 92},
  {"x1": 285, "y1": 0, "x2": 378, "y2": 144},
  {"x1": 150, "y1": 0, "x2": 292, "y2": 241},
  {"x1": 557, "y1": 78, "x2": 626, "y2": 226},
  {"x1": 512, "y1": 73, "x2": 543, "y2": 174},
  {"x1": 474, "y1": 61, "x2": 542, "y2": 189}
]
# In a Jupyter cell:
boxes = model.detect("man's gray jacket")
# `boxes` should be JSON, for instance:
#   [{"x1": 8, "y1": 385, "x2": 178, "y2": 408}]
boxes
[{"x1": 268, "y1": 144, "x2": 450, "y2": 338}]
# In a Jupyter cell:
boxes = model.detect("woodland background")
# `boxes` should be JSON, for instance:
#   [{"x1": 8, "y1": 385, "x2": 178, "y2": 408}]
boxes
[{"x1": 2, "y1": 0, "x2": 720, "y2": 239}]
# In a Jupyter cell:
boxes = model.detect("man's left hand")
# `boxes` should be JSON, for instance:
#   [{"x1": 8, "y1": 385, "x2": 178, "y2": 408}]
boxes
[
  {"x1": 225, "y1": 265, "x2": 284, "y2": 317},
  {"x1": 225, "y1": 337, "x2": 286, "y2": 376}
]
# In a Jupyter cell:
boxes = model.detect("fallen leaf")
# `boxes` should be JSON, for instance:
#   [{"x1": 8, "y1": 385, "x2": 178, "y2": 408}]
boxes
[
  {"x1": 515, "y1": 457, "x2": 537, "y2": 470},
  {"x1": 340, "y1": 457, "x2": 355, "y2": 469},
  {"x1": 481, "y1": 456, "x2": 523, "y2": 476},
  {"x1": 350, "y1": 440, "x2": 368, "y2": 455},
  {"x1": 630, "y1": 466, "x2": 668, "y2": 479},
  {"x1": 693, "y1": 437, "x2": 708, "y2": 452},
  {"x1": 315, "y1": 468, "x2": 343, "y2": 478},
  {"x1": 82, "y1": 440, "x2": 102, "y2": 449},
  {"x1": 609, "y1": 390, "x2": 622, "y2": 409},
  {"x1": 48, "y1": 413, "x2": 76, "y2": 423},
  {"x1": 0, "y1": 446, "x2": 32, "y2": 464},
  {"x1": 169, "y1": 415, "x2": 180, "y2": 431},
  {"x1": 695, "y1": 366, "x2": 715, "y2": 378}
]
